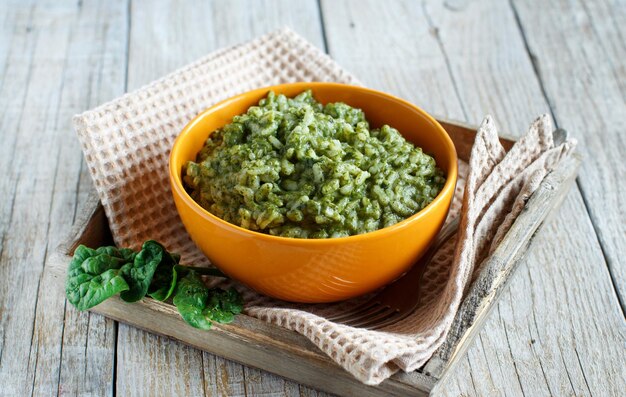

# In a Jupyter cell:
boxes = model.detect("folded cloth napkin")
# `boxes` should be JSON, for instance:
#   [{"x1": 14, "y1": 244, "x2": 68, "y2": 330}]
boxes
[{"x1": 73, "y1": 28, "x2": 576, "y2": 385}]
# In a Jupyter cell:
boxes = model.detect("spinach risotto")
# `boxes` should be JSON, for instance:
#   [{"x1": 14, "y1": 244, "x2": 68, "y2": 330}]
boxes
[{"x1": 183, "y1": 90, "x2": 445, "y2": 239}]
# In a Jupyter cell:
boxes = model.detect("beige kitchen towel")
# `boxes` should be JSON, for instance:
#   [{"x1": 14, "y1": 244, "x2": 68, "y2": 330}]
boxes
[{"x1": 73, "y1": 29, "x2": 576, "y2": 385}]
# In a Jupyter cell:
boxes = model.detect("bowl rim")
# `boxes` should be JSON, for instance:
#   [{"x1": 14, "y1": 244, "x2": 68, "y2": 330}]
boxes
[{"x1": 169, "y1": 82, "x2": 458, "y2": 245}]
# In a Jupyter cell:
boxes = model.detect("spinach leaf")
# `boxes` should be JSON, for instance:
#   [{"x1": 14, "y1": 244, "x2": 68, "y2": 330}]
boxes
[
  {"x1": 66, "y1": 245, "x2": 130, "y2": 311},
  {"x1": 148, "y1": 252, "x2": 180, "y2": 301},
  {"x1": 205, "y1": 288, "x2": 244, "y2": 324},
  {"x1": 149, "y1": 262, "x2": 228, "y2": 302},
  {"x1": 173, "y1": 271, "x2": 243, "y2": 329},
  {"x1": 66, "y1": 240, "x2": 244, "y2": 330},
  {"x1": 173, "y1": 271, "x2": 213, "y2": 329},
  {"x1": 119, "y1": 240, "x2": 164, "y2": 302},
  {"x1": 96, "y1": 246, "x2": 136, "y2": 262}
]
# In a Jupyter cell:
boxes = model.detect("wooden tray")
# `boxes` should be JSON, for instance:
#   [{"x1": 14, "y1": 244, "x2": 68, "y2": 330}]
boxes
[{"x1": 45, "y1": 118, "x2": 580, "y2": 396}]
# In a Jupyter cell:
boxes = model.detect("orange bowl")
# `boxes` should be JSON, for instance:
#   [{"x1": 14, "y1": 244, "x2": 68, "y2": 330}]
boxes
[{"x1": 169, "y1": 82, "x2": 457, "y2": 302}]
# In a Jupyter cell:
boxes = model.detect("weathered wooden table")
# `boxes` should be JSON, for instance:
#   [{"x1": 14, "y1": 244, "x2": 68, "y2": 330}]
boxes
[{"x1": 1, "y1": 0, "x2": 624, "y2": 396}]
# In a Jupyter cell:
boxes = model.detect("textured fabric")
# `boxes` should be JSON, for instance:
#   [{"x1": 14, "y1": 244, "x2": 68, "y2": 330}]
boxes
[{"x1": 73, "y1": 29, "x2": 576, "y2": 385}]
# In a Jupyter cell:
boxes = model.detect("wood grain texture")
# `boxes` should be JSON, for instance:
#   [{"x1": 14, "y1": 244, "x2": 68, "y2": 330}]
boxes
[
  {"x1": 322, "y1": 0, "x2": 466, "y2": 120},
  {"x1": 119, "y1": 1, "x2": 329, "y2": 395},
  {"x1": 1, "y1": 0, "x2": 624, "y2": 396},
  {"x1": 511, "y1": 0, "x2": 626, "y2": 312},
  {"x1": 0, "y1": 1, "x2": 127, "y2": 396},
  {"x1": 54, "y1": 2, "x2": 129, "y2": 396},
  {"x1": 321, "y1": 0, "x2": 625, "y2": 396},
  {"x1": 127, "y1": 0, "x2": 324, "y2": 88},
  {"x1": 427, "y1": 154, "x2": 580, "y2": 368},
  {"x1": 121, "y1": 2, "x2": 227, "y2": 394},
  {"x1": 422, "y1": 2, "x2": 626, "y2": 396},
  {"x1": 45, "y1": 249, "x2": 433, "y2": 397}
]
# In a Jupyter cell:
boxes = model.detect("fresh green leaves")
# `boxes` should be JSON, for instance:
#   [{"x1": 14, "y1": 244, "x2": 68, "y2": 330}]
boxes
[
  {"x1": 214, "y1": 288, "x2": 244, "y2": 315},
  {"x1": 65, "y1": 240, "x2": 243, "y2": 330},
  {"x1": 66, "y1": 246, "x2": 132, "y2": 311},
  {"x1": 119, "y1": 241, "x2": 164, "y2": 302},
  {"x1": 148, "y1": 253, "x2": 180, "y2": 301},
  {"x1": 204, "y1": 287, "x2": 244, "y2": 324},
  {"x1": 173, "y1": 271, "x2": 243, "y2": 330},
  {"x1": 173, "y1": 271, "x2": 213, "y2": 329}
]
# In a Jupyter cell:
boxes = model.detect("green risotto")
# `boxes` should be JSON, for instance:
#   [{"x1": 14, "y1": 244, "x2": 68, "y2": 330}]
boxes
[{"x1": 183, "y1": 90, "x2": 445, "y2": 239}]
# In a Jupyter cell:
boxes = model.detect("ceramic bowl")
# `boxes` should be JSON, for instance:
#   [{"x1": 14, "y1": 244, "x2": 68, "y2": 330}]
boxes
[{"x1": 169, "y1": 82, "x2": 457, "y2": 302}]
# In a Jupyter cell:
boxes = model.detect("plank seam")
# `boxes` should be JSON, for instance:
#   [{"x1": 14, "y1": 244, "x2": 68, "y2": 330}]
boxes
[
  {"x1": 557, "y1": 344, "x2": 577, "y2": 394},
  {"x1": 0, "y1": 9, "x2": 39, "y2": 268},
  {"x1": 574, "y1": 348, "x2": 593, "y2": 397},
  {"x1": 465, "y1": 356, "x2": 479, "y2": 395},
  {"x1": 574, "y1": 184, "x2": 626, "y2": 316},
  {"x1": 71, "y1": 161, "x2": 84, "y2": 224},
  {"x1": 112, "y1": 1, "x2": 132, "y2": 395},
  {"x1": 316, "y1": 0, "x2": 330, "y2": 54},
  {"x1": 528, "y1": 323, "x2": 554, "y2": 397},
  {"x1": 477, "y1": 334, "x2": 499, "y2": 394},
  {"x1": 577, "y1": 0, "x2": 626, "y2": 94},
  {"x1": 123, "y1": 0, "x2": 132, "y2": 96},
  {"x1": 509, "y1": 0, "x2": 626, "y2": 317},
  {"x1": 112, "y1": 321, "x2": 118, "y2": 397},
  {"x1": 48, "y1": 2, "x2": 110, "y2": 393},
  {"x1": 525, "y1": 267, "x2": 544, "y2": 346},
  {"x1": 55, "y1": 299, "x2": 67, "y2": 397},
  {"x1": 508, "y1": 0, "x2": 558, "y2": 123},
  {"x1": 242, "y1": 360, "x2": 248, "y2": 397},
  {"x1": 27, "y1": 275, "x2": 43, "y2": 397},
  {"x1": 200, "y1": 352, "x2": 207, "y2": 396},
  {"x1": 498, "y1": 307, "x2": 527, "y2": 397},
  {"x1": 83, "y1": 313, "x2": 92, "y2": 394},
  {"x1": 28, "y1": 103, "x2": 67, "y2": 394},
  {"x1": 0, "y1": 3, "x2": 40, "y2": 376},
  {"x1": 420, "y1": 1, "x2": 469, "y2": 120}
]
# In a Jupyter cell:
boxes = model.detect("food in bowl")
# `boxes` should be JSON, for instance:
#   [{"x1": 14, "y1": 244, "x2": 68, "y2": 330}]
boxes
[
  {"x1": 183, "y1": 90, "x2": 445, "y2": 239},
  {"x1": 170, "y1": 82, "x2": 457, "y2": 302}
]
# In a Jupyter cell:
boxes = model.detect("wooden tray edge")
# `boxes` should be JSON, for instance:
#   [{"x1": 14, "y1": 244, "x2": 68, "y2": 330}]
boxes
[
  {"x1": 48, "y1": 118, "x2": 580, "y2": 396},
  {"x1": 427, "y1": 152, "x2": 581, "y2": 388},
  {"x1": 46, "y1": 250, "x2": 434, "y2": 396}
]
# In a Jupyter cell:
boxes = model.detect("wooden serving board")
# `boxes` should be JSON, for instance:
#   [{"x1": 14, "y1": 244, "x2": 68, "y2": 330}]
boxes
[{"x1": 45, "y1": 118, "x2": 580, "y2": 396}]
